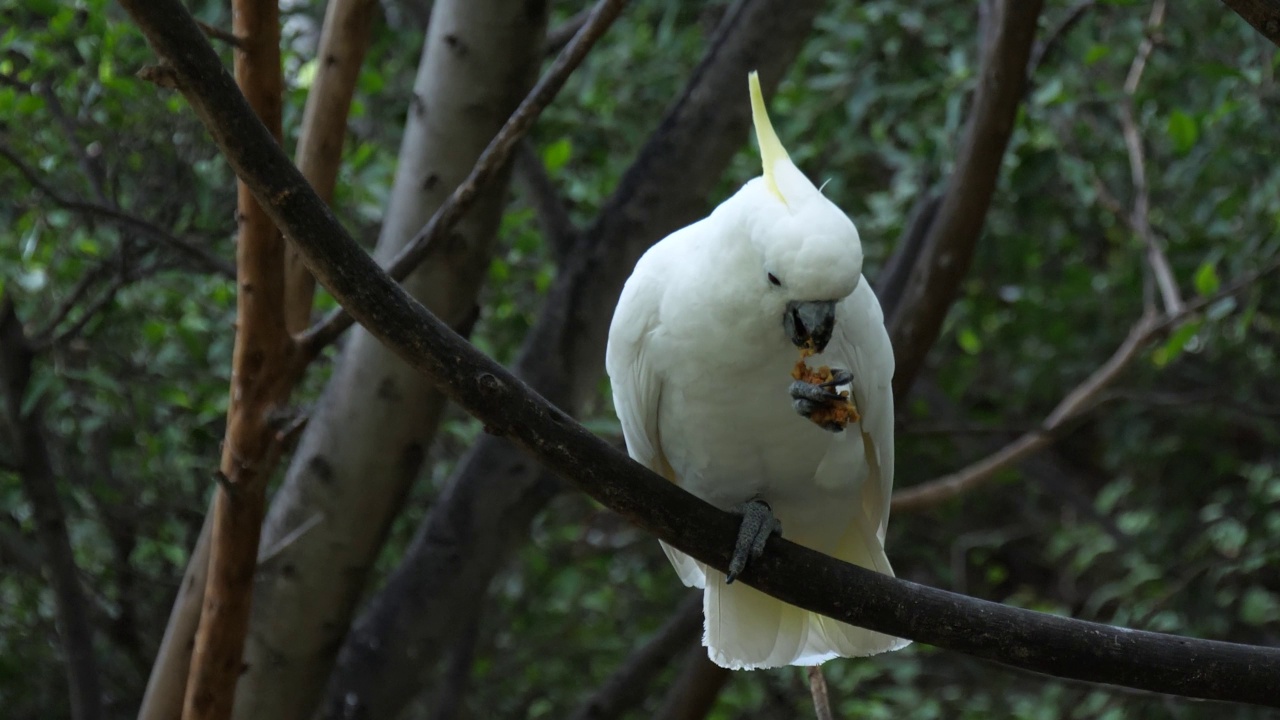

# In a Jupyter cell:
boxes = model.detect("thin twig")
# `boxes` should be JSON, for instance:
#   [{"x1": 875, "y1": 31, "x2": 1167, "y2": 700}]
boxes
[
  {"x1": 893, "y1": 257, "x2": 1280, "y2": 512},
  {"x1": 297, "y1": 0, "x2": 630, "y2": 355},
  {"x1": 196, "y1": 20, "x2": 242, "y2": 47},
  {"x1": 807, "y1": 666, "x2": 836, "y2": 720},
  {"x1": 39, "y1": 80, "x2": 112, "y2": 204},
  {"x1": 1029, "y1": 0, "x2": 1097, "y2": 74},
  {"x1": 514, "y1": 139, "x2": 579, "y2": 264},
  {"x1": 42, "y1": 273, "x2": 128, "y2": 349},
  {"x1": 0, "y1": 142, "x2": 236, "y2": 278},
  {"x1": 1120, "y1": 0, "x2": 1181, "y2": 315}
]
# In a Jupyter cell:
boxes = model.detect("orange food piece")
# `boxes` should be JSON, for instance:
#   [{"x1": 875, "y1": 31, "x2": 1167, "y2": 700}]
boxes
[{"x1": 791, "y1": 353, "x2": 860, "y2": 429}]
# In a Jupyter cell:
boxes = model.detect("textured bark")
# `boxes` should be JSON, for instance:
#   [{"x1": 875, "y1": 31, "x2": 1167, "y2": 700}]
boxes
[
  {"x1": 1219, "y1": 0, "x2": 1280, "y2": 45},
  {"x1": 231, "y1": 3, "x2": 547, "y2": 719},
  {"x1": 179, "y1": 0, "x2": 292, "y2": 717},
  {"x1": 285, "y1": 0, "x2": 379, "y2": 333},
  {"x1": 887, "y1": 0, "x2": 1044, "y2": 398},
  {"x1": 113, "y1": 0, "x2": 1280, "y2": 705},
  {"x1": 319, "y1": 2, "x2": 825, "y2": 717},
  {"x1": 0, "y1": 302, "x2": 102, "y2": 720}
]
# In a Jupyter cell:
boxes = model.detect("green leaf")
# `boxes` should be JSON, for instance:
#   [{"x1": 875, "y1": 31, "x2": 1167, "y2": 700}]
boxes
[
  {"x1": 1193, "y1": 261, "x2": 1219, "y2": 296},
  {"x1": 1152, "y1": 320, "x2": 1201, "y2": 367},
  {"x1": 957, "y1": 328, "x2": 982, "y2": 354},
  {"x1": 541, "y1": 138, "x2": 572, "y2": 173},
  {"x1": 1166, "y1": 110, "x2": 1198, "y2": 155},
  {"x1": 1083, "y1": 44, "x2": 1110, "y2": 65}
]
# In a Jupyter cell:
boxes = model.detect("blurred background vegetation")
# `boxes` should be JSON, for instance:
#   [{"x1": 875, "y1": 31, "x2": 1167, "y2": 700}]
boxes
[{"x1": 1, "y1": 0, "x2": 1278, "y2": 718}]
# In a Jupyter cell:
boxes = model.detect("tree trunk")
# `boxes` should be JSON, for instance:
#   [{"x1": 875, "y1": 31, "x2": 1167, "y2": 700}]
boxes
[
  {"x1": 231, "y1": 3, "x2": 547, "y2": 719},
  {"x1": 0, "y1": 302, "x2": 103, "y2": 720},
  {"x1": 180, "y1": 0, "x2": 292, "y2": 715}
]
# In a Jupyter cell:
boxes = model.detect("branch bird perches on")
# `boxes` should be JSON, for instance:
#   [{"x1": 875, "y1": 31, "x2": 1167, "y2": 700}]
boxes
[{"x1": 116, "y1": 0, "x2": 1280, "y2": 707}]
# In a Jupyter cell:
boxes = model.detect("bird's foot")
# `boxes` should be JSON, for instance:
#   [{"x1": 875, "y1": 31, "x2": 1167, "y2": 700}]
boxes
[
  {"x1": 726, "y1": 496, "x2": 782, "y2": 584},
  {"x1": 789, "y1": 367, "x2": 856, "y2": 432}
]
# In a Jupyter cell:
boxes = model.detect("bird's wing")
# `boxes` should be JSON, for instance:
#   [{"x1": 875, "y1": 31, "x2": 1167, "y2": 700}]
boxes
[
  {"x1": 827, "y1": 277, "x2": 896, "y2": 542},
  {"x1": 606, "y1": 259, "x2": 670, "y2": 480},
  {"x1": 606, "y1": 241, "x2": 707, "y2": 588}
]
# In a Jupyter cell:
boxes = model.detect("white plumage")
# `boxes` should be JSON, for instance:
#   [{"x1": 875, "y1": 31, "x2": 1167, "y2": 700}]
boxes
[{"x1": 605, "y1": 73, "x2": 909, "y2": 670}]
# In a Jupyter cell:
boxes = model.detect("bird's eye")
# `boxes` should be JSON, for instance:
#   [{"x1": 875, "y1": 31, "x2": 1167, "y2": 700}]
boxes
[{"x1": 767, "y1": 273, "x2": 781, "y2": 287}]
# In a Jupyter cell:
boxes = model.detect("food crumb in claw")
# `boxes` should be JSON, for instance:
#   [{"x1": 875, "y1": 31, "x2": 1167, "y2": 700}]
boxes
[{"x1": 791, "y1": 351, "x2": 860, "y2": 429}]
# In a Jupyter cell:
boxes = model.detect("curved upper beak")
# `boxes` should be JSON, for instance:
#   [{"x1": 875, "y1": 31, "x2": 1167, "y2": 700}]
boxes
[{"x1": 783, "y1": 300, "x2": 837, "y2": 353}]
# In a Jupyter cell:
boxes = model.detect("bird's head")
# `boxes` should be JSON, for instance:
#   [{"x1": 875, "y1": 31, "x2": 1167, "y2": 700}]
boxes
[{"x1": 735, "y1": 72, "x2": 864, "y2": 354}]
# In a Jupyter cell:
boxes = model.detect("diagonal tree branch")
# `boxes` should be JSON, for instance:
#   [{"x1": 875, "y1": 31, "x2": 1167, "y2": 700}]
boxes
[
  {"x1": 296, "y1": 0, "x2": 629, "y2": 357},
  {"x1": 568, "y1": 592, "x2": 702, "y2": 720},
  {"x1": 651, "y1": 647, "x2": 732, "y2": 720},
  {"x1": 887, "y1": 0, "x2": 1044, "y2": 399},
  {"x1": 117, "y1": 0, "x2": 1280, "y2": 707},
  {"x1": 1218, "y1": 0, "x2": 1280, "y2": 46},
  {"x1": 0, "y1": 141, "x2": 236, "y2": 279},
  {"x1": 319, "y1": 4, "x2": 828, "y2": 717},
  {"x1": 515, "y1": 139, "x2": 579, "y2": 264},
  {"x1": 893, "y1": 258, "x2": 1280, "y2": 512}
]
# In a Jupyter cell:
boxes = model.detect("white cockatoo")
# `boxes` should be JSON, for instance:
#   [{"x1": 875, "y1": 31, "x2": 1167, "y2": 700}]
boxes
[{"x1": 606, "y1": 72, "x2": 909, "y2": 670}]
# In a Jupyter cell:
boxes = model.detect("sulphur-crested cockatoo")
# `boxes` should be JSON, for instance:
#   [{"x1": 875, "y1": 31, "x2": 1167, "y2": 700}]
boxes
[{"x1": 606, "y1": 72, "x2": 909, "y2": 670}]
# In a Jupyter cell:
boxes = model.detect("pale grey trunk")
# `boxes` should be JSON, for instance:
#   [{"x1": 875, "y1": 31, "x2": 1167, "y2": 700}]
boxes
[{"x1": 230, "y1": 3, "x2": 547, "y2": 719}]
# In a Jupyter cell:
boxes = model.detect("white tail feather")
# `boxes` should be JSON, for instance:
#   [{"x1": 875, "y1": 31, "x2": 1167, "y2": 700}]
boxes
[{"x1": 667, "y1": 511, "x2": 909, "y2": 670}]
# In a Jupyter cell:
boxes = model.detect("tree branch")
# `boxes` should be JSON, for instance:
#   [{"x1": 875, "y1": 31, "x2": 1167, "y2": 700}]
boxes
[
  {"x1": 116, "y1": 0, "x2": 1280, "y2": 706},
  {"x1": 515, "y1": 139, "x2": 579, "y2": 264},
  {"x1": 1121, "y1": 0, "x2": 1181, "y2": 316},
  {"x1": 887, "y1": 0, "x2": 1044, "y2": 398},
  {"x1": 568, "y1": 592, "x2": 702, "y2": 720},
  {"x1": 892, "y1": 258, "x2": 1280, "y2": 512},
  {"x1": 0, "y1": 140, "x2": 236, "y2": 279},
  {"x1": 1218, "y1": 0, "x2": 1280, "y2": 46},
  {"x1": 295, "y1": 0, "x2": 629, "y2": 356},
  {"x1": 1028, "y1": 0, "x2": 1096, "y2": 75},
  {"x1": 651, "y1": 647, "x2": 731, "y2": 720}
]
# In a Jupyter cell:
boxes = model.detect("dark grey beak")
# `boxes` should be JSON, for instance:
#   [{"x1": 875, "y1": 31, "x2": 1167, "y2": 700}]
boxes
[{"x1": 783, "y1": 300, "x2": 838, "y2": 353}]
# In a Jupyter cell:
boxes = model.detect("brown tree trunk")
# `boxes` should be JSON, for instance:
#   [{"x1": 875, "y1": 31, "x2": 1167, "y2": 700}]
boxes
[{"x1": 179, "y1": 0, "x2": 292, "y2": 717}]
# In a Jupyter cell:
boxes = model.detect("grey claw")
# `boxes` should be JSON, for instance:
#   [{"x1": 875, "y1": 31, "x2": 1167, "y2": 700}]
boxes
[
  {"x1": 819, "y1": 367, "x2": 853, "y2": 388},
  {"x1": 726, "y1": 497, "x2": 782, "y2": 584}
]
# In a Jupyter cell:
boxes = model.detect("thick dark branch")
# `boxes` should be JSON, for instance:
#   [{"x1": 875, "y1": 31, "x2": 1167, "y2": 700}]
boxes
[
  {"x1": 887, "y1": 0, "x2": 1044, "y2": 398},
  {"x1": 117, "y1": 0, "x2": 1280, "y2": 706},
  {"x1": 1218, "y1": 0, "x2": 1280, "y2": 46},
  {"x1": 296, "y1": 0, "x2": 628, "y2": 355},
  {"x1": 568, "y1": 592, "x2": 702, "y2": 720}
]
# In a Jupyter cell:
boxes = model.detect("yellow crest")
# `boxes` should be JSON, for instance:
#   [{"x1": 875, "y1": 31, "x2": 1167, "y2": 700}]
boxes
[{"x1": 748, "y1": 71, "x2": 790, "y2": 204}]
